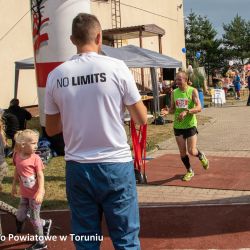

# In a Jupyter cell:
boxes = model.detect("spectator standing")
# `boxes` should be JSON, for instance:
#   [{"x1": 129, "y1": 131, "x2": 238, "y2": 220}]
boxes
[
  {"x1": 233, "y1": 70, "x2": 241, "y2": 100},
  {"x1": 158, "y1": 76, "x2": 164, "y2": 93},
  {"x1": 163, "y1": 81, "x2": 173, "y2": 108},
  {"x1": 222, "y1": 74, "x2": 231, "y2": 96},
  {"x1": 45, "y1": 13, "x2": 147, "y2": 250}
]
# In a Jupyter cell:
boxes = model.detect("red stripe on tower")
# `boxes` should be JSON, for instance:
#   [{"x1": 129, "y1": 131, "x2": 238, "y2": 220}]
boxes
[{"x1": 35, "y1": 62, "x2": 63, "y2": 88}]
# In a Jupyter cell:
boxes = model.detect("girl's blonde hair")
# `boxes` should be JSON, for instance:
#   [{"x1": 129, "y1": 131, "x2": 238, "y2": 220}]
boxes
[{"x1": 14, "y1": 129, "x2": 39, "y2": 146}]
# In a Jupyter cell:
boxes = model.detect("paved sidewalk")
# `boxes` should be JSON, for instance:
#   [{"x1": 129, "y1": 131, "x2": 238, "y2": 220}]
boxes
[{"x1": 138, "y1": 102, "x2": 250, "y2": 206}]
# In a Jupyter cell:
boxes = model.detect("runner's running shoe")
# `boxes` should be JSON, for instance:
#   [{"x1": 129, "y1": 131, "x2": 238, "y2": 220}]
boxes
[
  {"x1": 199, "y1": 153, "x2": 209, "y2": 170},
  {"x1": 182, "y1": 171, "x2": 194, "y2": 181},
  {"x1": 43, "y1": 219, "x2": 52, "y2": 237}
]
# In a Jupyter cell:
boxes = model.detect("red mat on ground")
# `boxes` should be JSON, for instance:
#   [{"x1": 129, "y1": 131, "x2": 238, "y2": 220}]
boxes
[
  {"x1": 146, "y1": 154, "x2": 250, "y2": 190},
  {"x1": 2, "y1": 205, "x2": 250, "y2": 249}
]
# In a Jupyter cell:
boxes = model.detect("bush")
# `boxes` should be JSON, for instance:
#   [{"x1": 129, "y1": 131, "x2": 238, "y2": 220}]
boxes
[{"x1": 190, "y1": 68, "x2": 205, "y2": 90}]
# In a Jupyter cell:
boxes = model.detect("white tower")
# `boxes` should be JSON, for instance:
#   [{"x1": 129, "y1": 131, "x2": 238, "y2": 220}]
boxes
[{"x1": 31, "y1": 0, "x2": 91, "y2": 126}]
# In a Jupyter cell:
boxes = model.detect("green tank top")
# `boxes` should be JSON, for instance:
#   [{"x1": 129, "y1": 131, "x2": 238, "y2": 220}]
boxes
[{"x1": 173, "y1": 86, "x2": 197, "y2": 129}]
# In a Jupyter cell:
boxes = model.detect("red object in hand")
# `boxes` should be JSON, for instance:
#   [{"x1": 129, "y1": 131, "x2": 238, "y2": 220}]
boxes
[{"x1": 130, "y1": 119, "x2": 147, "y2": 174}]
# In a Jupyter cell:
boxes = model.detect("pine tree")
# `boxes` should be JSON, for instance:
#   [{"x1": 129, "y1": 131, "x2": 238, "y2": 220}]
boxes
[
  {"x1": 185, "y1": 12, "x2": 222, "y2": 83},
  {"x1": 223, "y1": 15, "x2": 250, "y2": 64}
]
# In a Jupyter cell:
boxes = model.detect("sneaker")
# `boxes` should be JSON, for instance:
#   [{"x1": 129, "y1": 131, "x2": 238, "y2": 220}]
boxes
[
  {"x1": 16, "y1": 219, "x2": 25, "y2": 234},
  {"x1": 43, "y1": 219, "x2": 52, "y2": 237},
  {"x1": 199, "y1": 153, "x2": 209, "y2": 170},
  {"x1": 182, "y1": 171, "x2": 194, "y2": 181},
  {"x1": 25, "y1": 241, "x2": 47, "y2": 250}
]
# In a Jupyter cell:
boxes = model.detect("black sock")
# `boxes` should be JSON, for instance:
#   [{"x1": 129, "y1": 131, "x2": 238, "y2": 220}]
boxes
[
  {"x1": 196, "y1": 149, "x2": 203, "y2": 159},
  {"x1": 181, "y1": 155, "x2": 192, "y2": 172}
]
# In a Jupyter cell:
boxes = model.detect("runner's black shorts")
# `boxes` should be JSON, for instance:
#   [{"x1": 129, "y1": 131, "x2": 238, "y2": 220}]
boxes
[{"x1": 174, "y1": 126, "x2": 198, "y2": 139}]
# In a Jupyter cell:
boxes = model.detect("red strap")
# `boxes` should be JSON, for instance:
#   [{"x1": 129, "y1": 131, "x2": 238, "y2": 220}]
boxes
[{"x1": 130, "y1": 119, "x2": 147, "y2": 173}]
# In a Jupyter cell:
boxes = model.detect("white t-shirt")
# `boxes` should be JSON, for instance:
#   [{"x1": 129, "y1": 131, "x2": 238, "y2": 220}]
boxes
[{"x1": 45, "y1": 52, "x2": 141, "y2": 163}]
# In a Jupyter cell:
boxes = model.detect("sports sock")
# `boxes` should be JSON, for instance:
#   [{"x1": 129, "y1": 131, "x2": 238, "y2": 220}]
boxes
[
  {"x1": 181, "y1": 155, "x2": 193, "y2": 172},
  {"x1": 196, "y1": 149, "x2": 203, "y2": 159}
]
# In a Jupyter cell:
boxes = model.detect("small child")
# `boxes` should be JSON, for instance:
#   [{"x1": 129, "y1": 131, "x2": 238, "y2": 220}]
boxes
[
  {"x1": 0, "y1": 116, "x2": 8, "y2": 192},
  {"x1": 11, "y1": 129, "x2": 52, "y2": 250}
]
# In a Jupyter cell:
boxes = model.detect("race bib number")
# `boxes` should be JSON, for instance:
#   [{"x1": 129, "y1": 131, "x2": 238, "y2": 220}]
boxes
[{"x1": 176, "y1": 98, "x2": 188, "y2": 109}]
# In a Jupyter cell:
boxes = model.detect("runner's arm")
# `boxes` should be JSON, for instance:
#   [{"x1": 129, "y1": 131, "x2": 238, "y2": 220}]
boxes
[{"x1": 187, "y1": 88, "x2": 202, "y2": 114}]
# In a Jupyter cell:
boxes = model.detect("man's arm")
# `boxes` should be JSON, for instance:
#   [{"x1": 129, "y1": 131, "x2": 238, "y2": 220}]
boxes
[
  {"x1": 188, "y1": 88, "x2": 202, "y2": 114},
  {"x1": 45, "y1": 113, "x2": 62, "y2": 136},
  {"x1": 126, "y1": 100, "x2": 147, "y2": 125}
]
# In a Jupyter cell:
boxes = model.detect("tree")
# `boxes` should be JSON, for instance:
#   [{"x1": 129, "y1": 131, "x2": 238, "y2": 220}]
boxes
[
  {"x1": 185, "y1": 12, "x2": 223, "y2": 84},
  {"x1": 222, "y1": 15, "x2": 250, "y2": 64}
]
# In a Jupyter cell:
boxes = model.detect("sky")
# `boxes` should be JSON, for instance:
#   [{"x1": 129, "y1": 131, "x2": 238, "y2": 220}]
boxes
[{"x1": 184, "y1": 0, "x2": 250, "y2": 38}]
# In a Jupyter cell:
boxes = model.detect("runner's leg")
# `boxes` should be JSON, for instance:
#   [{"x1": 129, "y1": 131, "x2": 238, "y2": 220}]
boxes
[
  {"x1": 175, "y1": 135, "x2": 187, "y2": 158},
  {"x1": 187, "y1": 134, "x2": 199, "y2": 157},
  {"x1": 175, "y1": 135, "x2": 194, "y2": 181},
  {"x1": 187, "y1": 134, "x2": 209, "y2": 169}
]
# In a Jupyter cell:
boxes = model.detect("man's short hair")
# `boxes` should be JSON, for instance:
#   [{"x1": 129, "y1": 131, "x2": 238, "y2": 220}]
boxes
[
  {"x1": 176, "y1": 71, "x2": 188, "y2": 80},
  {"x1": 72, "y1": 13, "x2": 101, "y2": 45}
]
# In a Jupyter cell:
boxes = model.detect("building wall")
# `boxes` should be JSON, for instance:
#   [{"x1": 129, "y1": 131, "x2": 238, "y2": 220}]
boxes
[
  {"x1": 92, "y1": 0, "x2": 185, "y2": 63},
  {"x1": 92, "y1": 0, "x2": 185, "y2": 89},
  {"x1": 0, "y1": 0, "x2": 185, "y2": 108},
  {"x1": 0, "y1": 0, "x2": 36, "y2": 108}
]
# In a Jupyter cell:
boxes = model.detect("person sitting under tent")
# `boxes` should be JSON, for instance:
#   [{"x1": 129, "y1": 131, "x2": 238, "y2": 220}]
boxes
[
  {"x1": 0, "y1": 109, "x2": 19, "y2": 150},
  {"x1": 5, "y1": 99, "x2": 32, "y2": 130}
]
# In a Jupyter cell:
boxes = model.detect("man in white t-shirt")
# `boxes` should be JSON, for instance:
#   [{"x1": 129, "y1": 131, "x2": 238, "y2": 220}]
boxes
[{"x1": 45, "y1": 13, "x2": 147, "y2": 250}]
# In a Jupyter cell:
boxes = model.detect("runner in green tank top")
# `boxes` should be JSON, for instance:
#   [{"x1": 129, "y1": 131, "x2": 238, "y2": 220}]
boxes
[
  {"x1": 161, "y1": 71, "x2": 209, "y2": 181},
  {"x1": 173, "y1": 85, "x2": 197, "y2": 129}
]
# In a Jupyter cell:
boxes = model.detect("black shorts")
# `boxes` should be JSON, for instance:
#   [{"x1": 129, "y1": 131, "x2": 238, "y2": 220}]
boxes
[{"x1": 174, "y1": 126, "x2": 198, "y2": 139}]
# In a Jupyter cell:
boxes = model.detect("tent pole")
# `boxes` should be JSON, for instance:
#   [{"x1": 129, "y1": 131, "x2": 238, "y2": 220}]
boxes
[
  {"x1": 14, "y1": 64, "x2": 19, "y2": 98},
  {"x1": 139, "y1": 30, "x2": 145, "y2": 90},
  {"x1": 150, "y1": 67, "x2": 160, "y2": 117},
  {"x1": 158, "y1": 34, "x2": 163, "y2": 77}
]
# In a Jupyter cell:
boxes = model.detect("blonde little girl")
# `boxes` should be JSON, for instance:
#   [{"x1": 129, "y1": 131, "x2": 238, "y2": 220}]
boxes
[
  {"x1": 11, "y1": 129, "x2": 52, "y2": 250},
  {"x1": 0, "y1": 116, "x2": 8, "y2": 192}
]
